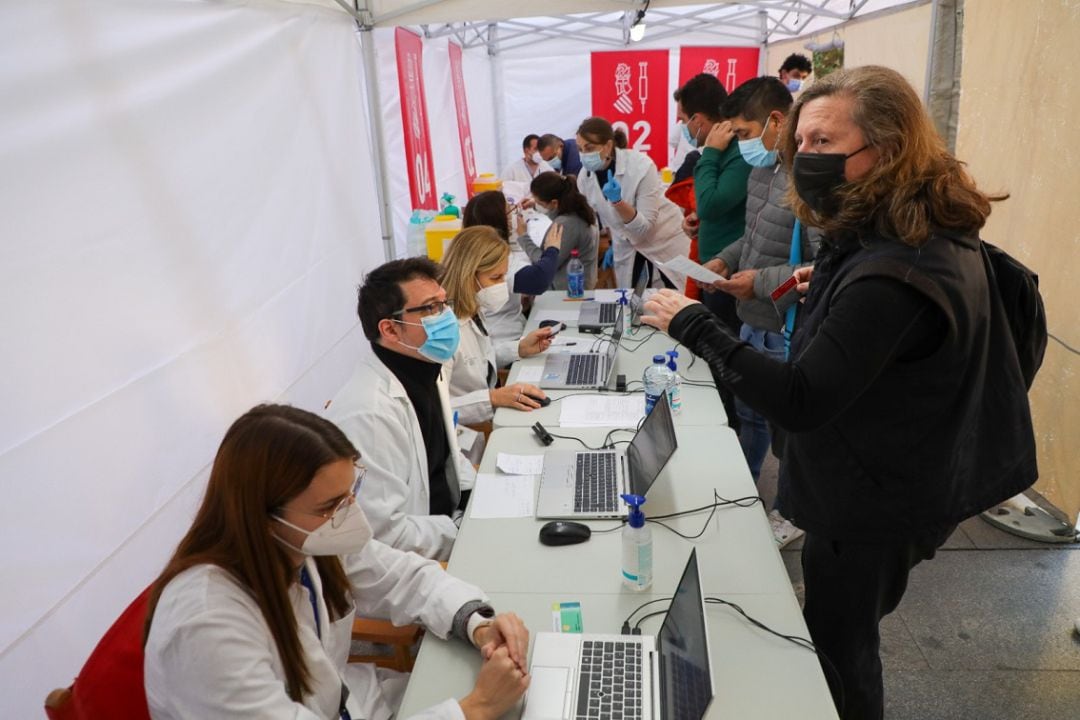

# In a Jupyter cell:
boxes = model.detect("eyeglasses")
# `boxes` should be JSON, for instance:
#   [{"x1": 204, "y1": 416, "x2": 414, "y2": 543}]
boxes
[
  {"x1": 282, "y1": 463, "x2": 367, "y2": 529},
  {"x1": 390, "y1": 298, "x2": 454, "y2": 319}
]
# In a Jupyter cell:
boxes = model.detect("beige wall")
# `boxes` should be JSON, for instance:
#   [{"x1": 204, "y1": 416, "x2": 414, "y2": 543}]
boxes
[
  {"x1": 765, "y1": 2, "x2": 932, "y2": 98},
  {"x1": 958, "y1": 0, "x2": 1080, "y2": 525}
]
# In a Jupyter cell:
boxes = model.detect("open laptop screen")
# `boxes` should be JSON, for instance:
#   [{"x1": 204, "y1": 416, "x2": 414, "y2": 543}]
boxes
[
  {"x1": 658, "y1": 549, "x2": 714, "y2": 720},
  {"x1": 626, "y1": 391, "x2": 678, "y2": 497}
]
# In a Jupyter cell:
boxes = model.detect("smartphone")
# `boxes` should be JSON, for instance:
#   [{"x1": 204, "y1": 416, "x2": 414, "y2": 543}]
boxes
[{"x1": 770, "y1": 275, "x2": 799, "y2": 302}]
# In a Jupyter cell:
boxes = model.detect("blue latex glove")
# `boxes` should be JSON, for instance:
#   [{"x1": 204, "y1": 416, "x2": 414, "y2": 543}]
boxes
[
  {"x1": 602, "y1": 176, "x2": 622, "y2": 203},
  {"x1": 601, "y1": 246, "x2": 614, "y2": 270}
]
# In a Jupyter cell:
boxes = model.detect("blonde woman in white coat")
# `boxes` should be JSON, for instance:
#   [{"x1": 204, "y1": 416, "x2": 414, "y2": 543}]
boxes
[
  {"x1": 440, "y1": 226, "x2": 557, "y2": 426},
  {"x1": 576, "y1": 116, "x2": 690, "y2": 291},
  {"x1": 144, "y1": 404, "x2": 530, "y2": 720}
]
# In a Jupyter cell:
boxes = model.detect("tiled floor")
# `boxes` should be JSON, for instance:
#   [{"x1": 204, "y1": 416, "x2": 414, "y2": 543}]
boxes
[{"x1": 758, "y1": 453, "x2": 1080, "y2": 719}]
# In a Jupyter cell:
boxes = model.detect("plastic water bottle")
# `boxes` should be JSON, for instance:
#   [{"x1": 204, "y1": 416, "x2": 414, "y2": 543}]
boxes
[
  {"x1": 407, "y1": 210, "x2": 429, "y2": 257},
  {"x1": 664, "y1": 350, "x2": 683, "y2": 415},
  {"x1": 643, "y1": 355, "x2": 674, "y2": 415},
  {"x1": 621, "y1": 494, "x2": 653, "y2": 591},
  {"x1": 567, "y1": 249, "x2": 585, "y2": 298}
]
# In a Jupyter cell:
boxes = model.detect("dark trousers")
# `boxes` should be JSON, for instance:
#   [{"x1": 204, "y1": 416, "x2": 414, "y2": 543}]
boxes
[
  {"x1": 801, "y1": 525, "x2": 955, "y2": 720},
  {"x1": 699, "y1": 289, "x2": 741, "y2": 433}
]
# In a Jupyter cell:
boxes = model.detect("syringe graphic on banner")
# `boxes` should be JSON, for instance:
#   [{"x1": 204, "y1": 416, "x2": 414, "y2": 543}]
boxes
[
  {"x1": 725, "y1": 58, "x2": 738, "y2": 93},
  {"x1": 638, "y1": 62, "x2": 648, "y2": 113},
  {"x1": 613, "y1": 63, "x2": 634, "y2": 114}
]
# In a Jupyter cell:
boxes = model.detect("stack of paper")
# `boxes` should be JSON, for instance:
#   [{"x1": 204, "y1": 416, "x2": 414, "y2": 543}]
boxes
[
  {"x1": 469, "y1": 474, "x2": 535, "y2": 519},
  {"x1": 558, "y1": 394, "x2": 645, "y2": 427}
]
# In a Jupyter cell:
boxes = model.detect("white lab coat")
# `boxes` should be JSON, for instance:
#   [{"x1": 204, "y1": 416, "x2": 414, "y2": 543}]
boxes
[
  {"x1": 145, "y1": 538, "x2": 486, "y2": 720},
  {"x1": 326, "y1": 352, "x2": 475, "y2": 561},
  {"x1": 577, "y1": 148, "x2": 689, "y2": 290},
  {"x1": 443, "y1": 315, "x2": 520, "y2": 426},
  {"x1": 501, "y1": 157, "x2": 554, "y2": 185}
]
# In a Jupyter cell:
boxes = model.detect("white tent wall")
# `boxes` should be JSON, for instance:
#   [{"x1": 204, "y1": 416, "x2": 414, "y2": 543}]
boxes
[
  {"x1": 958, "y1": 0, "x2": 1080, "y2": 525},
  {"x1": 0, "y1": 0, "x2": 382, "y2": 715},
  {"x1": 764, "y1": 0, "x2": 932, "y2": 99}
]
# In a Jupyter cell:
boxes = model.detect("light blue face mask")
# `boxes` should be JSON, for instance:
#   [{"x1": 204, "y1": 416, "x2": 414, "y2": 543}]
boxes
[
  {"x1": 681, "y1": 121, "x2": 699, "y2": 149},
  {"x1": 580, "y1": 151, "x2": 606, "y2": 173},
  {"x1": 785, "y1": 78, "x2": 803, "y2": 93},
  {"x1": 395, "y1": 307, "x2": 460, "y2": 363},
  {"x1": 738, "y1": 116, "x2": 779, "y2": 168},
  {"x1": 549, "y1": 156, "x2": 562, "y2": 172}
]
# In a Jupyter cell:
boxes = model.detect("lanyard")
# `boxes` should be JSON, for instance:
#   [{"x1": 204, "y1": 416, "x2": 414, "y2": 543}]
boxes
[
  {"x1": 299, "y1": 567, "x2": 353, "y2": 720},
  {"x1": 783, "y1": 219, "x2": 802, "y2": 360}
]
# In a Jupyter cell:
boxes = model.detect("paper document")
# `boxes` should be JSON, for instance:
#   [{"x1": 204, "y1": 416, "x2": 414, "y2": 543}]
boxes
[
  {"x1": 592, "y1": 289, "x2": 622, "y2": 303},
  {"x1": 514, "y1": 365, "x2": 545, "y2": 384},
  {"x1": 559, "y1": 394, "x2": 645, "y2": 427},
  {"x1": 496, "y1": 452, "x2": 545, "y2": 475},
  {"x1": 658, "y1": 255, "x2": 725, "y2": 284},
  {"x1": 469, "y1": 474, "x2": 535, "y2": 519}
]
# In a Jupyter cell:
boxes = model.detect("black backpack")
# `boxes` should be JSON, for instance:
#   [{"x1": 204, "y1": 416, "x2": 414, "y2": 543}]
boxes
[{"x1": 980, "y1": 241, "x2": 1047, "y2": 389}]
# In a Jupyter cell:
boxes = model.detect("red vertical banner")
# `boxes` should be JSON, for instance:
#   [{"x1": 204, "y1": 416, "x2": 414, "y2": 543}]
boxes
[
  {"x1": 590, "y1": 50, "x2": 669, "y2": 169},
  {"x1": 394, "y1": 28, "x2": 438, "y2": 211},
  {"x1": 678, "y1": 46, "x2": 761, "y2": 94},
  {"x1": 447, "y1": 42, "x2": 478, "y2": 199}
]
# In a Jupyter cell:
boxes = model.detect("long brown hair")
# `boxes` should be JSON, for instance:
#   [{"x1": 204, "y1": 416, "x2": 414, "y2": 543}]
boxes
[
  {"x1": 440, "y1": 226, "x2": 510, "y2": 319},
  {"x1": 462, "y1": 190, "x2": 513, "y2": 241},
  {"x1": 144, "y1": 404, "x2": 358, "y2": 701},
  {"x1": 779, "y1": 65, "x2": 1005, "y2": 246}
]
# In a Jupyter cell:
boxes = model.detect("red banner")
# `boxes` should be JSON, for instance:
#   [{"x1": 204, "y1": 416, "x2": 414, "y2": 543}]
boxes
[
  {"x1": 395, "y1": 28, "x2": 438, "y2": 211},
  {"x1": 447, "y1": 42, "x2": 478, "y2": 199},
  {"x1": 678, "y1": 46, "x2": 761, "y2": 94},
  {"x1": 590, "y1": 50, "x2": 669, "y2": 169}
]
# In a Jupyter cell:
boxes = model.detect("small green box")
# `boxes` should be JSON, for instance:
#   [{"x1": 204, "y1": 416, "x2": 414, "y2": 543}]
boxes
[{"x1": 551, "y1": 601, "x2": 583, "y2": 633}]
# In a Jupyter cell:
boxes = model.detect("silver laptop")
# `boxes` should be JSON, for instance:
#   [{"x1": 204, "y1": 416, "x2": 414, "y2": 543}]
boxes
[
  {"x1": 578, "y1": 268, "x2": 650, "y2": 332},
  {"x1": 536, "y1": 392, "x2": 677, "y2": 519},
  {"x1": 540, "y1": 305, "x2": 624, "y2": 390},
  {"x1": 523, "y1": 549, "x2": 714, "y2": 720}
]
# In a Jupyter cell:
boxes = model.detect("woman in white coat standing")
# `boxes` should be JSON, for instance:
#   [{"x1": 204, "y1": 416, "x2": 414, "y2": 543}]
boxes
[
  {"x1": 143, "y1": 404, "x2": 530, "y2": 720},
  {"x1": 575, "y1": 117, "x2": 690, "y2": 291},
  {"x1": 440, "y1": 226, "x2": 556, "y2": 426}
]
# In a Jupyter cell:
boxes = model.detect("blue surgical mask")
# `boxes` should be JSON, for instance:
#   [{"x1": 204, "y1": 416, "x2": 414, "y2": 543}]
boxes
[
  {"x1": 785, "y1": 78, "x2": 803, "y2": 93},
  {"x1": 581, "y1": 151, "x2": 606, "y2": 173},
  {"x1": 681, "y1": 121, "x2": 699, "y2": 149},
  {"x1": 549, "y1": 156, "x2": 562, "y2": 172},
  {"x1": 396, "y1": 307, "x2": 460, "y2": 363},
  {"x1": 738, "y1": 117, "x2": 779, "y2": 168}
]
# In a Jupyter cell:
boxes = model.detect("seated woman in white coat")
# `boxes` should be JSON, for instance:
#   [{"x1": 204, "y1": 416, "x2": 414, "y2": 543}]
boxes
[
  {"x1": 143, "y1": 404, "x2": 530, "y2": 720},
  {"x1": 575, "y1": 116, "x2": 691, "y2": 291},
  {"x1": 440, "y1": 226, "x2": 556, "y2": 426}
]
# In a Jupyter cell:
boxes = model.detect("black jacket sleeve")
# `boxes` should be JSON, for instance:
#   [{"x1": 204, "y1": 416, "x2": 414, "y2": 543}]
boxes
[
  {"x1": 512, "y1": 246, "x2": 559, "y2": 295},
  {"x1": 668, "y1": 277, "x2": 946, "y2": 431}
]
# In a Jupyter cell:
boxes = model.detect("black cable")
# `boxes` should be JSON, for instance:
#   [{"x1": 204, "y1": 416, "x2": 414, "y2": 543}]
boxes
[
  {"x1": 645, "y1": 491, "x2": 763, "y2": 540},
  {"x1": 1049, "y1": 332, "x2": 1080, "y2": 356},
  {"x1": 545, "y1": 432, "x2": 605, "y2": 450},
  {"x1": 621, "y1": 596, "x2": 673, "y2": 631},
  {"x1": 633, "y1": 609, "x2": 667, "y2": 631},
  {"x1": 704, "y1": 597, "x2": 846, "y2": 719}
]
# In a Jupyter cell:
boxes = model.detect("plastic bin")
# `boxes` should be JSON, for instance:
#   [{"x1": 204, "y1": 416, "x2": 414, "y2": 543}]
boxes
[
  {"x1": 424, "y1": 215, "x2": 462, "y2": 261},
  {"x1": 472, "y1": 173, "x2": 502, "y2": 194}
]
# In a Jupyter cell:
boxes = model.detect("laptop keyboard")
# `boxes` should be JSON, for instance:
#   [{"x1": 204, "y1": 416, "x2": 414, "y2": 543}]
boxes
[
  {"x1": 670, "y1": 653, "x2": 712, "y2": 720},
  {"x1": 566, "y1": 353, "x2": 600, "y2": 386},
  {"x1": 576, "y1": 640, "x2": 642, "y2": 720},
  {"x1": 574, "y1": 452, "x2": 618, "y2": 513},
  {"x1": 598, "y1": 303, "x2": 618, "y2": 324}
]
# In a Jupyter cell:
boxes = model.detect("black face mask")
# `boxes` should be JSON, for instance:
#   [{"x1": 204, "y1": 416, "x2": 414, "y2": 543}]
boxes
[{"x1": 792, "y1": 146, "x2": 869, "y2": 215}]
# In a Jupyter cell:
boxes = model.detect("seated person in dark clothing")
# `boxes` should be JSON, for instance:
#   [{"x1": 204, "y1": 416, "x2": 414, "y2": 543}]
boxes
[{"x1": 326, "y1": 257, "x2": 475, "y2": 561}]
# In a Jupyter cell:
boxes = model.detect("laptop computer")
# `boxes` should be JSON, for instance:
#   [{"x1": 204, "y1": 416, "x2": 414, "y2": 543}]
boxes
[
  {"x1": 523, "y1": 548, "x2": 714, "y2": 720},
  {"x1": 578, "y1": 267, "x2": 650, "y2": 333},
  {"x1": 535, "y1": 392, "x2": 677, "y2": 519},
  {"x1": 540, "y1": 305, "x2": 624, "y2": 390}
]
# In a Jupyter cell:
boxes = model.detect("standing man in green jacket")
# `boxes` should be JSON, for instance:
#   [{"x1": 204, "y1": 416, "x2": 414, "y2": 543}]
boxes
[{"x1": 676, "y1": 73, "x2": 752, "y2": 333}]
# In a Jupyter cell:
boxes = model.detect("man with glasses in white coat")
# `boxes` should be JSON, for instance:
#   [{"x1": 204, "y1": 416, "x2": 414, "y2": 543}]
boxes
[{"x1": 326, "y1": 257, "x2": 474, "y2": 561}]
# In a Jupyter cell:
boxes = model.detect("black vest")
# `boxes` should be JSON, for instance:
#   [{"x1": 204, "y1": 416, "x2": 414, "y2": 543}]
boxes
[{"x1": 777, "y1": 231, "x2": 1037, "y2": 542}]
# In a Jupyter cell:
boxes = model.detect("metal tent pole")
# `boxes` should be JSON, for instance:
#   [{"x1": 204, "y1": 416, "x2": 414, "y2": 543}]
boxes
[{"x1": 356, "y1": 3, "x2": 397, "y2": 261}]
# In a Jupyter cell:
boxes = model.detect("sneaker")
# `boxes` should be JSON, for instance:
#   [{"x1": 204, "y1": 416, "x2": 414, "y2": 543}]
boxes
[{"x1": 768, "y1": 509, "x2": 804, "y2": 549}]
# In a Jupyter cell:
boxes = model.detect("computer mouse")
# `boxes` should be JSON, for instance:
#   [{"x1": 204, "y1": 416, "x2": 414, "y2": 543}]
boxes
[
  {"x1": 524, "y1": 393, "x2": 552, "y2": 407},
  {"x1": 539, "y1": 521, "x2": 592, "y2": 546},
  {"x1": 1074, "y1": 617, "x2": 1080, "y2": 636},
  {"x1": 538, "y1": 319, "x2": 563, "y2": 329}
]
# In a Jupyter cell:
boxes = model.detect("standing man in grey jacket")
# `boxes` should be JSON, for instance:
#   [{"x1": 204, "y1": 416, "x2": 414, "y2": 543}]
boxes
[{"x1": 703, "y1": 77, "x2": 819, "y2": 546}]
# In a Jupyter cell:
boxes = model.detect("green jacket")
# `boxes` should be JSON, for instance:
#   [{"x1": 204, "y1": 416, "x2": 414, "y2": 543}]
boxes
[{"x1": 692, "y1": 142, "x2": 752, "y2": 261}]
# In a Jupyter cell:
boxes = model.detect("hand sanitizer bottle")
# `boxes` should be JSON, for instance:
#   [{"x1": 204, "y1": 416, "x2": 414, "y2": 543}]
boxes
[{"x1": 621, "y1": 494, "x2": 653, "y2": 591}]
